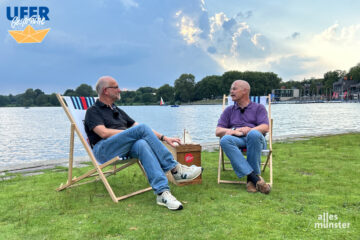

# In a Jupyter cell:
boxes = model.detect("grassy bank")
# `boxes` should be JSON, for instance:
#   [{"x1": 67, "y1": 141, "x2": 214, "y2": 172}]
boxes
[{"x1": 0, "y1": 134, "x2": 359, "y2": 239}]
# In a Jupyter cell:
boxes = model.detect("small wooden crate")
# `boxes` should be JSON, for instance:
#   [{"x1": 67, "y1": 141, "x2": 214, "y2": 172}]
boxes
[{"x1": 165, "y1": 143, "x2": 202, "y2": 185}]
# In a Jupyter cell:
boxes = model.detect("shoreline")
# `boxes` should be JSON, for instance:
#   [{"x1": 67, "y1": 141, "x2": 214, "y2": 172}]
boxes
[
  {"x1": 1, "y1": 132, "x2": 358, "y2": 175},
  {"x1": 1, "y1": 99, "x2": 359, "y2": 108}
]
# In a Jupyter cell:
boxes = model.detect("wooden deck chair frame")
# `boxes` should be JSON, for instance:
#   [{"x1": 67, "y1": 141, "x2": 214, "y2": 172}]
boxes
[
  {"x1": 217, "y1": 94, "x2": 273, "y2": 186},
  {"x1": 56, "y1": 94, "x2": 152, "y2": 202}
]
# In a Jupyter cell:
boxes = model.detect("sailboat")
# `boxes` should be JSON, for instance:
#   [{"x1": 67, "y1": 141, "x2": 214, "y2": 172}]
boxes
[{"x1": 160, "y1": 97, "x2": 166, "y2": 106}]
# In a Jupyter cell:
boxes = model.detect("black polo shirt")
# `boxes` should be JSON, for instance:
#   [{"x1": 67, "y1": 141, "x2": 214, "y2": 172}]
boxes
[{"x1": 85, "y1": 99, "x2": 135, "y2": 147}]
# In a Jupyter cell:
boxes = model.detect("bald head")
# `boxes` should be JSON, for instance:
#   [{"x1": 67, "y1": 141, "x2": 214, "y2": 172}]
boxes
[
  {"x1": 229, "y1": 79, "x2": 251, "y2": 106},
  {"x1": 96, "y1": 76, "x2": 115, "y2": 96},
  {"x1": 232, "y1": 80, "x2": 250, "y2": 95}
]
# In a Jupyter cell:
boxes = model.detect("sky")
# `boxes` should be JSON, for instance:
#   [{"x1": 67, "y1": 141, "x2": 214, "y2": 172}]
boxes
[{"x1": 1, "y1": 0, "x2": 360, "y2": 95}]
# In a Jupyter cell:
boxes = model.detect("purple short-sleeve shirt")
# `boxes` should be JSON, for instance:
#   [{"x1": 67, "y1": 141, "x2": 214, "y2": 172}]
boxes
[{"x1": 217, "y1": 101, "x2": 269, "y2": 129}]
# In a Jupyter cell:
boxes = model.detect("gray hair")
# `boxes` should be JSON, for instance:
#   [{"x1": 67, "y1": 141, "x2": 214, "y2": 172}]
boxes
[{"x1": 95, "y1": 76, "x2": 110, "y2": 96}]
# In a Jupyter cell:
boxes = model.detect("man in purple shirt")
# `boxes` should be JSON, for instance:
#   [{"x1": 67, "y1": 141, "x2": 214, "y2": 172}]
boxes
[{"x1": 216, "y1": 80, "x2": 271, "y2": 194}]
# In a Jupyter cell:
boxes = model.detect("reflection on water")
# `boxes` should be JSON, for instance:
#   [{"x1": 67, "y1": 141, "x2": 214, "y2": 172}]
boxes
[{"x1": 0, "y1": 103, "x2": 360, "y2": 166}]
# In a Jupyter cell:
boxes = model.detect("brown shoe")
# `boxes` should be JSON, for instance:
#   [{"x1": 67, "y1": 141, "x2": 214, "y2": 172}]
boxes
[
  {"x1": 246, "y1": 181, "x2": 257, "y2": 193},
  {"x1": 256, "y1": 176, "x2": 271, "y2": 194}
]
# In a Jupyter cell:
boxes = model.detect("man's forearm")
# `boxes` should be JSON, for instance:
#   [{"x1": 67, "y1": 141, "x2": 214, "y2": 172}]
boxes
[
  {"x1": 216, "y1": 127, "x2": 236, "y2": 138},
  {"x1": 131, "y1": 122, "x2": 163, "y2": 140},
  {"x1": 252, "y1": 124, "x2": 269, "y2": 135},
  {"x1": 152, "y1": 128, "x2": 163, "y2": 140},
  {"x1": 101, "y1": 128, "x2": 124, "y2": 138},
  {"x1": 216, "y1": 124, "x2": 268, "y2": 138}
]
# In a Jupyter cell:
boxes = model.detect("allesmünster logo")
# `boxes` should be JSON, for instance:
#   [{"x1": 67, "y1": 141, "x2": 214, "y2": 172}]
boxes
[{"x1": 6, "y1": 6, "x2": 50, "y2": 43}]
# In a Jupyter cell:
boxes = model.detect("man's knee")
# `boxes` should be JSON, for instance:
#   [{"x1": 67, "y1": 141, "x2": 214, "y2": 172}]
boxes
[
  {"x1": 135, "y1": 123, "x2": 151, "y2": 132},
  {"x1": 220, "y1": 135, "x2": 235, "y2": 147},
  {"x1": 135, "y1": 139, "x2": 148, "y2": 148},
  {"x1": 247, "y1": 129, "x2": 262, "y2": 139}
]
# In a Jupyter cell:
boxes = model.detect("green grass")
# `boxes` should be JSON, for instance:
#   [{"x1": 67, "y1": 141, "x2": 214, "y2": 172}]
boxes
[{"x1": 0, "y1": 134, "x2": 359, "y2": 239}]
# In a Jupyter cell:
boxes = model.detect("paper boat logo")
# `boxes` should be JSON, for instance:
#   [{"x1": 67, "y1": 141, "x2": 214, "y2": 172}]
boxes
[{"x1": 8, "y1": 25, "x2": 50, "y2": 43}]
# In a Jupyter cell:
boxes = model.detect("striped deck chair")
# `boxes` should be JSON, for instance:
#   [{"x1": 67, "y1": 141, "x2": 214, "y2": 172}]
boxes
[
  {"x1": 217, "y1": 94, "x2": 273, "y2": 186},
  {"x1": 56, "y1": 94, "x2": 152, "y2": 202}
]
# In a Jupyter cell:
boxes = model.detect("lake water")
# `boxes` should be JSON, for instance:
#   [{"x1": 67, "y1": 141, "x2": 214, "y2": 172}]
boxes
[{"x1": 1, "y1": 103, "x2": 360, "y2": 168}]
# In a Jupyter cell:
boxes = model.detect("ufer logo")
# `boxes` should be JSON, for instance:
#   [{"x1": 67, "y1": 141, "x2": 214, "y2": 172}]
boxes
[{"x1": 6, "y1": 6, "x2": 50, "y2": 43}]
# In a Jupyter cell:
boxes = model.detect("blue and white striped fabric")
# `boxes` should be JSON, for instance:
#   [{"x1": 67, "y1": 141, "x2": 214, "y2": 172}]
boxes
[
  {"x1": 69, "y1": 96, "x2": 96, "y2": 110},
  {"x1": 228, "y1": 95, "x2": 268, "y2": 106},
  {"x1": 250, "y1": 96, "x2": 268, "y2": 105}
]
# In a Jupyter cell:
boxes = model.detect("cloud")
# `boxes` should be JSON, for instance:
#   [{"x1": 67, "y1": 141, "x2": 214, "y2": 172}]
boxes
[
  {"x1": 0, "y1": 0, "x2": 224, "y2": 94},
  {"x1": 174, "y1": 2, "x2": 360, "y2": 81},
  {"x1": 316, "y1": 23, "x2": 340, "y2": 41},
  {"x1": 306, "y1": 23, "x2": 360, "y2": 70},
  {"x1": 207, "y1": 46, "x2": 216, "y2": 54},
  {"x1": 314, "y1": 23, "x2": 360, "y2": 43},
  {"x1": 175, "y1": 7, "x2": 271, "y2": 72},
  {"x1": 118, "y1": 0, "x2": 139, "y2": 9},
  {"x1": 236, "y1": 11, "x2": 253, "y2": 19},
  {"x1": 176, "y1": 15, "x2": 202, "y2": 44},
  {"x1": 290, "y1": 32, "x2": 300, "y2": 39},
  {"x1": 96, "y1": 0, "x2": 138, "y2": 9},
  {"x1": 267, "y1": 55, "x2": 324, "y2": 80}
]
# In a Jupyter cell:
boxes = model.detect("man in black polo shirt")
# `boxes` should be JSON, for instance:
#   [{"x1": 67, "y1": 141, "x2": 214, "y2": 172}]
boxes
[{"x1": 85, "y1": 76, "x2": 202, "y2": 210}]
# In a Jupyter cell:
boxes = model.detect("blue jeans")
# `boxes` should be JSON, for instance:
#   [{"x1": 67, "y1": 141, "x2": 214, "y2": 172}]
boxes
[
  {"x1": 220, "y1": 129, "x2": 266, "y2": 179},
  {"x1": 92, "y1": 124, "x2": 178, "y2": 195}
]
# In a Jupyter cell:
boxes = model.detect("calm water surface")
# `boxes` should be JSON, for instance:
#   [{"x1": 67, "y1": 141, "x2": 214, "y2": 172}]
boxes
[{"x1": 1, "y1": 103, "x2": 359, "y2": 167}]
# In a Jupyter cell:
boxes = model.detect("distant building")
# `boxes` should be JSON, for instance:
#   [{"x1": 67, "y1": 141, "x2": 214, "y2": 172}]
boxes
[
  {"x1": 350, "y1": 83, "x2": 360, "y2": 100},
  {"x1": 272, "y1": 88, "x2": 300, "y2": 101},
  {"x1": 332, "y1": 77, "x2": 356, "y2": 100}
]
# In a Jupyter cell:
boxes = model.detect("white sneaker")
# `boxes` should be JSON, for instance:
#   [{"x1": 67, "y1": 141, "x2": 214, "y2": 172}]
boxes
[
  {"x1": 156, "y1": 191, "x2": 183, "y2": 210},
  {"x1": 172, "y1": 164, "x2": 202, "y2": 183}
]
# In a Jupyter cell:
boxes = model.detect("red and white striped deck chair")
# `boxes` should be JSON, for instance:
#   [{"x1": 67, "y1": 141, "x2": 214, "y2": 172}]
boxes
[
  {"x1": 217, "y1": 94, "x2": 273, "y2": 186},
  {"x1": 56, "y1": 94, "x2": 152, "y2": 202}
]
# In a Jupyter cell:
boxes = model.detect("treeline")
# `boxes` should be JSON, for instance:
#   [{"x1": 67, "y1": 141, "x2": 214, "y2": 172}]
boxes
[
  {"x1": 0, "y1": 89, "x2": 59, "y2": 107},
  {"x1": 2, "y1": 63, "x2": 359, "y2": 107},
  {"x1": 0, "y1": 71, "x2": 281, "y2": 107},
  {"x1": 0, "y1": 84, "x2": 97, "y2": 107},
  {"x1": 120, "y1": 71, "x2": 281, "y2": 105},
  {"x1": 281, "y1": 63, "x2": 360, "y2": 95}
]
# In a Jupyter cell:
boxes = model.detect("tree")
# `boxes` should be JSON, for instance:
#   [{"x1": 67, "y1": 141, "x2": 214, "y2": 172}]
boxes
[
  {"x1": 157, "y1": 84, "x2": 174, "y2": 103},
  {"x1": 49, "y1": 93, "x2": 60, "y2": 106},
  {"x1": 22, "y1": 88, "x2": 36, "y2": 106},
  {"x1": 137, "y1": 87, "x2": 157, "y2": 94},
  {"x1": 280, "y1": 80, "x2": 303, "y2": 89},
  {"x1": 63, "y1": 89, "x2": 77, "y2": 96},
  {"x1": 221, "y1": 71, "x2": 281, "y2": 96},
  {"x1": 8, "y1": 94, "x2": 16, "y2": 105},
  {"x1": 349, "y1": 63, "x2": 360, "y2": 82},
  {"x1": 194, "y1": 75, "x2": 222, "y2": 100},
  {"x1": 75, "y1": 84, "x2": 95, "y2": 96},
  {"x1": 262, "y1": 72, "x2": 281, "y2": 95},
  {"x1": 221, "y1": 71, "x2": 244, "y2": 94},
  {"x1": 119, "y1": 91, "x2": 137, "y2": 105},
  {"x1": 35, "y1": 94, "x2": 49, "y2": 106},
  {"x1": 134, "y1": 87, "x2": 157, "y2": 104},
  {"x1": 0, "y1": 96, "x2": 9, "y2": 107},
  {"x1": 34, "y1": 89, "x2": 44, "y2": 97},
  {"x1": 323, "y1": 70, "x2": 346, "y2": 89},
  {"x1": 174, "y1": 74, "x2": 195, "y2": 102},
  {"x1": 142, "y1": 93, "x2": 157, "y2": 104}
]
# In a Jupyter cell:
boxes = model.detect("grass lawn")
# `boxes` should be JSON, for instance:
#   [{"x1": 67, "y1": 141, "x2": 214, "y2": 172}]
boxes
[{"x1": 0, "y1": 134, "x2": 359, "y2": 239}]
